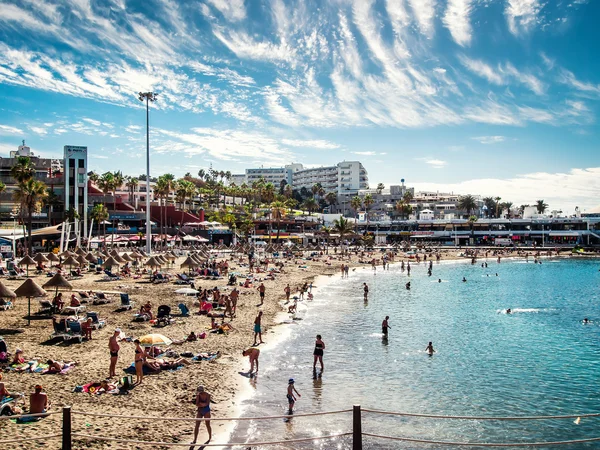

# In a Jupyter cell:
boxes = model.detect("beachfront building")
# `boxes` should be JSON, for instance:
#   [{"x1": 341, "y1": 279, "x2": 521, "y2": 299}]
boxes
[
  {"x1": 408, "y1": 191, "x2": 484, "y2": 220},
  {"x1": 0, "y1": 141, "x2": 64, "y2": 225},
  {"x1": 335, "y1": 182, "x2": 415, "y2": 218},
  {"x1": 64, "y1": 145, "x2": 89, "y2": 236},
  {"x1": 353, "y1": 217, "x2": 600, "y2": 247},
  {"x1": 232, "y1": 163, "x2": 304, "y2": 187},
  {"x1": 292, "y1": 161, "x2": 368, "y2": 195}
]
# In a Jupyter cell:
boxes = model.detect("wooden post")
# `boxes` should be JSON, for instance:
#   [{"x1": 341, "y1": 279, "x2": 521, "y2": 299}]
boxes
[
  {"x1": 353, "y1": 404, "x2": 362, "y2": 450},
  {"x1": 62, "y1": 406, "x2": 72, "y2": 450}
]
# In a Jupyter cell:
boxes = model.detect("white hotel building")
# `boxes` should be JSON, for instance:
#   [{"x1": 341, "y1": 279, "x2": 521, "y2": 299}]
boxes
[{"x1": 231, "y1": 161, "x2": 368, "y2": 195}]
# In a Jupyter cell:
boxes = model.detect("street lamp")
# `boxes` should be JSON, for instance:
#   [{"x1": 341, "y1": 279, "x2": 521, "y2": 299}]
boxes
[{"x1": 138, "y1": 91, "x2": 158, "y2": 254}]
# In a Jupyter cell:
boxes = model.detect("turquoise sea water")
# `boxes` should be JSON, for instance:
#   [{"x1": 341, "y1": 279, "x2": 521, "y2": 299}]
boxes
[{"x1": 230, "y1": 258, "x2": 600, "y2": 449}]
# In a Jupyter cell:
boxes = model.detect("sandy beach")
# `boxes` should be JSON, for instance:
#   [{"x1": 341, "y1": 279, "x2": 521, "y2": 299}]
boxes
[{"x1": 0, "y1": 246, "x2": 580, "y2": 449}]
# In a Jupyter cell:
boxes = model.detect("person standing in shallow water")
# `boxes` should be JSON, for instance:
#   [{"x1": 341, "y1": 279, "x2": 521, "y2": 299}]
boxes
[
  {"x1": 313, "y1": 335, "x2": 325, "y2": 371},
  {"x1": 363, "y1": 283, "x2": 369, "y2": 300},
  {"x1": 253, "y1": 311, "x2": 264, "y2": 346},
  {"x1": 382, "y1": 316, "x2": 390, "y2": 335}
]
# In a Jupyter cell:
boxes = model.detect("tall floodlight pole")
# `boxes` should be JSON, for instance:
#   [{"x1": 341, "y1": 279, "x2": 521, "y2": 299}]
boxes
[{"x1": 138, "y1": 92, "x2": 158, "y2": 254}]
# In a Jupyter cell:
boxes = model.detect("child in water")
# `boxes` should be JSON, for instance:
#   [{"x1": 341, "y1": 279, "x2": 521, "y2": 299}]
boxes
[
  {"x1": 287, "y1": 379, "x2": 301, "y2": 412},
  {"x1": 425, "y1": 342, "x2": 435, "y2": 355}
]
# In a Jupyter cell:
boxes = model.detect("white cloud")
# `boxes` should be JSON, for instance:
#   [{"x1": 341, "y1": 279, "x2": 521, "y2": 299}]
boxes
[
  {"x1": 414, "y1": 167, "x2": 600, "y2": 213},
  {"x1": 125, "y1": 125, "x2": 142, "y2": 133},
  {"x1": 506, "y1": 0, "x2": 543, "y2": 35},
  {"x1": 423, "y1": 159, "x2": 447, "y2": 168},
  {"x1": 352, "y1": 151, "x2": 376, "y2": 156},
  {"x1": 205, "y1": 0, "x2": 247, "y2": 22},
  {"x1": 472, "y1": 136, "x2": 506, "y2": 144},
  {"x1": 28, "y1": 126, "x2": 48, "y2": 135},
  {"x1": 407, "y1": 0, "x2": 436, "y2": 37},
  {"x1": 460, "y1": 56, "x2": 504, "y2": 85},
  {"x1": 443, "y1": 0, "x2": 473, "y2": 47},
  {"x1": 558, "y1": 69, "x2": 600, "y2": 95},
  {"x1": 281, "y1": 139, "x2": 341, "y2": 149},
  {"x1": 0, "y1": 124, "x2": 24, "y2": 135},
  {"x1": 82, "y1": 117, "x2": 102, "y2": 126}
]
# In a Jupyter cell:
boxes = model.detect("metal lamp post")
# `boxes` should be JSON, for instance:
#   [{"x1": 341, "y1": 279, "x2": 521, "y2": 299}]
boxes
[{"x1": 138, "y1": 92, "x2": 157, "y2": 254}]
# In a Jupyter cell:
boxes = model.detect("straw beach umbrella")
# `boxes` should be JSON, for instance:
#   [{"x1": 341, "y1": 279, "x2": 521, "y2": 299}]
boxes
[
  {"x1": 102, "y1": 257, "x2": 120, "y2": 271},
  {"x1": 85, "y1": 253, "x2": 97, "y2": 264},
  {"x1": 62, "y1": 255, "x2": 80, "y2": 273},
  {"x1": 113, "y1": 253, "x2": 127, "y2": 264},
  {"x1": 46, "y1": 252, "x2": 60, "y2": 267},
  {"x1": 33, "y1": 253, "x2": 49, "y2": 265},
  {"x1": 42, "y1": 273, "x2": 73, "y2": 302},
  {"x1": 121, "y1": 253, "x2": 133, "y2": 263},
  {"x1": 144, "y1": 256, "x2": 162, "y2": 270},
  {"x1": 15, "y1": 278, "x2": 46, "y2": 325},
  {"x1": 76, "y1": 254, "x2": 88, "y2": 268},
  {"x1": 0, "y1": 281, "x2": 16, "y2": 303},
  {"x1": 17, "y1": 255, "x2": 37, "y2": 277},
  {"x1": 180, "y1": 256, "x2": 199, "y2": 273}
]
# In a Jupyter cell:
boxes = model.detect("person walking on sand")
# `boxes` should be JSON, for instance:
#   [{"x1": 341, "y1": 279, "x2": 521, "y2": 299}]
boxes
[
  {"x1": 191, "y1": 385, "x2": 212, "y2": 447},
  {"x1": 253, "y1": 311, "x2": 264, "y2": 345},
  {"x1": 287, "y1": 379, "x2": 301, "y2": 412},
  {"x1": 313, "y1": 335, "x2": 325, "y2": 371},
  {"x1": 242, "y1": 347, "x2": 260, "y2": 373},
  {"x1": 108, "y1": 328, "x2": 121, "y2": 378},
  {"x1": 284, "y1": 284, "x2": 291, "y2": 301},
  {"x1": 257, "y1": 283, "x2": 266, "y2": 306}
]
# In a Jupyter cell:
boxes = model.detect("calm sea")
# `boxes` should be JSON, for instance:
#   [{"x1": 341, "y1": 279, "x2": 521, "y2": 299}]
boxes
[{"x1": 230, "y1": 258, "x2": 600, "y2": 449}]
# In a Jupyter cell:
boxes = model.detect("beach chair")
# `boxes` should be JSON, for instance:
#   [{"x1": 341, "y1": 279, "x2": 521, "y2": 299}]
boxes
[
  {"x1": 103, "y1": 269, "x2": 121, "y2": 281},
  {"x1": 7, "y1": 269, "x2": 23, "y2": 280},
  {"x1": 155, "y1": 305, "x2": 172, "y2": 327},
  {"x1": 92, "y1": 291, "x2": 111, "y2": 305},
  {"x1": 0, "y1": 299, "x2": 13, "y2": 311},
  {"x1": 86, "y1": 311, "x2": 106, "y2": 329},
  {"x1": 70, "y1": 270, "x2": 83, "y2": 278},
  {"x1": 119, "y1": 293, "x2": 135, "y2": 311},
  {"x1": 39, "y1": 299, "x2": 53, "y2": 314},
  {"x1": 177, "y1": 303, "x2": 190, "y2": 317},
  {"x1": 0, "y1": 394, "x2": 24, "y2": 416},
  {"x1": 51, "y1": 319, "x2": 74, "y2": 341},
  {"x1": 66, "y1": 320, "x2": 84, "y2": 342},
  {"x1": 63, "y1": 304, "x2": 86, "y2": 316}
]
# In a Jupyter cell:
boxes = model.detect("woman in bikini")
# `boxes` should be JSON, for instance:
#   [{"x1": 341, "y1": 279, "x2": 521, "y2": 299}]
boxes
[
  {"x1": 134, "y1": 340, "x2": 146, "y2": 384},
  {"x1": 313, "y1": 335, "x2": 325, "y2": 371},
  {"x1": 191, "y1": 385, "x2": 212, "y2": 446}
]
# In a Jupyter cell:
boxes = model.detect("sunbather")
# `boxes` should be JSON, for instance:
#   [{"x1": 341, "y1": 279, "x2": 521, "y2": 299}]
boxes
[
  {"x1": 45, "y1": 360, "x2": 75, "y2": 374},
  {"x1": 70, "y1": 295, "x2": 80, "y2": 307},
  {"x1": 29, "y1": 385, "x2": 50, "y2": 414},
  {"x1": 52, "y1": 293, "x2": 64, "y2": 311}
]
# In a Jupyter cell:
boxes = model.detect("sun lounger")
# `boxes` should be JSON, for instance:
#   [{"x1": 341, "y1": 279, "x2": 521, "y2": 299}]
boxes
[
  {"x1": 39, "y1": 299, "x2": 53, "y2": 314},
  {"x1": 63, "y1": 305, "x2": 86, "y2": 316},
  {"x1": 118, "y1": 293, "x2": 134, "y2": 311},
  {"x1": 0, "y1": 299, "x2": 13, "y2": 310},
  {"x1": 177, "y1": 303, "x2": 190, "y2": 317},
  {"x1": 103, "y1": 270, "x2": 121, "y2": 281},
  {"x1": 66, "y1": 320, "x2": 84, "y2": 342},
  {"x1": 86, "y1": 311, "x2": 106, "y2": 329},
  {"x1": 51, "y1": 319, "x2": 82, "y2": 342},
  {"x1": 7, "y1": 269, "x2": 24, "y2": 280}
]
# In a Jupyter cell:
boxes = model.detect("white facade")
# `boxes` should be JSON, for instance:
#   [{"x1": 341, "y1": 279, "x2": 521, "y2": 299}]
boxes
[
  {"x1": 240, "y1": 163, "x2": 304, "y2": 187},
  {"x1": 64, "y1": 145, "x2": 88, "y2": 237},
  {"x1": 293, "y1": 161, "x2": 368, "y2": 195}
]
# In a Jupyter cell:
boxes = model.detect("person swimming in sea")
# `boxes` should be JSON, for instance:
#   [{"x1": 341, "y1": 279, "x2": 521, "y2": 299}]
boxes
[
  {"x1": 462, "y1": 277, "x2": 467, "y2": 282},
  {"x1": 438, "y1": 279, "x2": 442, "y2": 283},
  {"x1": 425, "y1": 342, "x2": 435, "y2": 355},
  {"x1": 583, "y1": 318, "x2": 590, "y2": 324},
  {"x1": 506, "y1": 308, "x2": 512, "y2": 314},
  {"x1": 405, "y1": 282, "x2": 411, "y2": 290}
]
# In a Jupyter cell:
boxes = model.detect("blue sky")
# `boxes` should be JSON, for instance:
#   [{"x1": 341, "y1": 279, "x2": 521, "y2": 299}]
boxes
[{"x1": 0, "y1": 0, "x2": 599, "y2": 212}]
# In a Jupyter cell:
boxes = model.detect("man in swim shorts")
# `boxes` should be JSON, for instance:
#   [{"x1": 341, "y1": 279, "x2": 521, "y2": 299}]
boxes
[
  {"x1": 287, "y1": 378, "x2": 301, "y2": 411},
  {"x1": 108, "y1": 328, "x2": 121, "y2": 378},
  {"x1": 242, "y1": 347, "x2": 260, "y2": 373},
  {"x1": 253, "y1": 311, "x2": 264, "y2": 346},
  {"x1": 382, "y1": 316, "x2": 390, "y2": 335}
]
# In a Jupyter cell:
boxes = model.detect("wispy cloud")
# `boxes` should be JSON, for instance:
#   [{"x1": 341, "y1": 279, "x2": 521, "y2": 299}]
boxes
[
  {"x1": 506, "y1": 0, "x2": 543, "y2": 35},
  {"x1": 472, "y1": 135, "x2": 506, "y2": 144},
  {"x1": 407, "y1": 0, "x2": 436, "y2": 37},
  {"x1": 0, "y1": 124, "x2": 24, "y2": 135},
  {"x1": 205, "y1": 0, "x2": 247, "y2": 22},
  {"x1": 443, "y1": 0, "x2": 473, "y2": 47},
  {"x1": 417, "y1": 158, "x2": 447, "y2": 168},
  {"x1": 281, "y1": 139, "x2": 341, "y2": 149},
  {"x1": 28, "y1": 125, "x2": 48, "y2": 135}
]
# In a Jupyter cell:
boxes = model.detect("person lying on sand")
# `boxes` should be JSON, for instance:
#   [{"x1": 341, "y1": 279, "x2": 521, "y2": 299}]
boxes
[{"x1": 45, "y1": 360, "x2": 76, "y2": 374}]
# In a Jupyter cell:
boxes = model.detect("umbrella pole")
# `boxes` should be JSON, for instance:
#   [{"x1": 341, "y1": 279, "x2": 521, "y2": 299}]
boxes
[{"x1": 28, "y1": 296, "x2": 31, "y2": 326}]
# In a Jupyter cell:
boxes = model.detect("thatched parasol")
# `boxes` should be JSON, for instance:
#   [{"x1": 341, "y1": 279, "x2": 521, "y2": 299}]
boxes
[
  {"x1": 46, "y1": 253, "x2": 60, "y2": 266},
  {"x1": 15, "y1": 278, "x2": 47, "y2": 325},
  {"x1": 144, "y1": 256, "x2": 162, "y2": 268},
  {"x1": 75, "y1": 247, "x2": 86, "y2": 256},
  {"x1": 42, "y1": 273, "x2": 73, "y2": 302},
  {"x1": 130, "y1": 252, "x2": 144, "y2": 260},
  {"x1": 76, "y1": 254, "x2": 88, "y2": 267},
  {"x1": 62, "y1": 255, "x2": 80, "y2": 272},
  {"x1": 102, "y1": 256, "x2": 120, "y2": 269},
  {"x1": 121, "y1": 253, "x2": 133, "y2": 262},
  {"x1": 33, "y1": 253, "x2": 49, "y2": 264},
  {"x1": 180, "y1": 256, "x2": 199, "y2": 272},
  {"x1": 112, "y1": 253, "x2": 127, "y2": 264},
  {"x1": 85, "y1": 253, "x2": 98, "y2": 264},
  {"x1": 0, "y1": 281, "x2": 17, "y2": 299},
  {"x1": 18, "y1": 255, "x2": 37, "y2": 277}
]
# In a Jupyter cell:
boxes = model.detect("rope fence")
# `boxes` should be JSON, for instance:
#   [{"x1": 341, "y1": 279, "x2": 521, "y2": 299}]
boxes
[{"x1": 2, "y1": 405, "x2": 599, "y2": 449}]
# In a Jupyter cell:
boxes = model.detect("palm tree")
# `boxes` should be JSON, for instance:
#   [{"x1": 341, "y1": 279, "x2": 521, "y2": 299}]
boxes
[
  {"x1": 10, "y1": 156, "x2": 35, "y2": 183},
  {"x1": 302, "y1": 198, "x2": 318, "y2": 216},
  {"x1": 376, "y1": 183, "x2": 385, "y2": 194},
  {"x1": 325, "y1": 192, "x2": 337, "y2": 212},
  {"x1": 270, "y1": 200, "x2": 287, "y2": 243},
  {"x1": 395, "y1": 201, "x2": 411, "y2": 220},
  {"x1": 197, "y1": 169, "x2": 206, "y2": 180},
  {"x1": 458, "y1": 194, "x2": 477, "y2": 218},
  {"x1": 363, "y1": 194, "x2": 374, "y2": 228},
  {"x1": 263, "y1": 182, "x2": 275, "y2": 204},
  {"x1": 501, "y1": 202, "x2": 513, "y2": 218},
  {"x1": 333, "y1": 216, "x2": 353, "y2": 241},
  {"x1": 483, "y1": 197, "x2": 496, "y2": 218},
  {"x1": 494, "y1": 197, "x2": 502, "y2": 218},
  {"x1": 125, "y1": 176, "x2": 139, "y2": 205},
  {"x1": 283, "y1": 184, "x2": 293, "y2": 199},
  {"x1": 0, "y1": 181, "x2": 6, "y2": 218},
  {"x1": 14, "y1": 178, "x2": 48, "y2": 254},
  {"x1": 350, "y1": 196, "x2": 362, "y2": 233},
  {"x1": 90, "y1": 203, "x2": 109, "y2": 242},
  {"x1": 535, "y1": 200, "x2": 548, "y2": 214}
]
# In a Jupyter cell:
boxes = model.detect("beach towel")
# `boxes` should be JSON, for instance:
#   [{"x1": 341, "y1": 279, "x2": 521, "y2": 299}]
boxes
[
  {"x1": 191, "y1": 351, "x2": 220, "y2": 362},
  {"x1": 123, "y1": 363, "x2": 156, "y2": 375}
]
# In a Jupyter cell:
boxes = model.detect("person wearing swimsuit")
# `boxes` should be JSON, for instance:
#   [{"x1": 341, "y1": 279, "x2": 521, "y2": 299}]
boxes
[
  {"x1": 133, "y1": 340, "x2": 146, "y2": 385},
  {"x1": 191, "y1": 385, "x2": 212, "y2": 447},
  {"x1": 313, "y1": 335, "x2": 325, "y2": 371}
]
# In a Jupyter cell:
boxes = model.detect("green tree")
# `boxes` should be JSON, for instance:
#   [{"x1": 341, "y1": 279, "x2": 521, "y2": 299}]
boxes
[
  {"x1": 395, "y1": 201, "x2": 411, "y2": 220},
  {"x1": 376, "y1": 183, "x2": 385, "y2": 194},
  {"x1": 483, "y1": 197, "x2": 496, "y2": 218},
  {"x1": 363, "y1": 194, "x2": 375, "y2": 227},
  {"x1": 333, "y1": 215, "x2": 353, "y2": 241},
  {"x1": 0, "y1": 181, "x2": 6, "y2": 218},
  {"x1": 14, "y1": 178, "x2": 48, "y2": 254},
  {"x1": 302, "y1": 198, "x2": 318, "y2": 215},
  {"x1": 325, "y1": 192, "x2": 337, "y2": 212},
  {"x1": 270, "y1": 200, "x2": 287, "y2": 243},
  {"x1": 535, "y1": 199, "x2": 548, "y2": 214},
  {"x1": 350, "y1": 196, "x2": 362, "y2": 233},
  {"x1": 494, "y1": 196, "x2": 502, "y2": 218},
  {"x1": 90, "y1": 203, "x2": 109, "y2": 241},
  {"x1": 458, "y1": 194, "x2": 477, "y2": 217},
  {"x1": 125, "y1": 176, "x2": 139, "y2": 204}
]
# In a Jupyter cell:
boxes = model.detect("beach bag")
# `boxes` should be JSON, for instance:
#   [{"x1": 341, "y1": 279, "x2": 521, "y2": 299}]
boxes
[{"x1": 120, "y1": 375, "x2": 134, "y2": 390}]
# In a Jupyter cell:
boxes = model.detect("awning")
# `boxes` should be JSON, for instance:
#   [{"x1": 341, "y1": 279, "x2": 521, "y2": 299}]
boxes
[{"x1": 549, "y1": 231, "x2": 580, "y2": 237}]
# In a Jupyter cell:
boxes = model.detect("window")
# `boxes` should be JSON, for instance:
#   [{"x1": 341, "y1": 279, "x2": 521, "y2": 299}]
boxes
[{"x1": 78, "y1": 159, "x2": 85, "y2": 168}]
